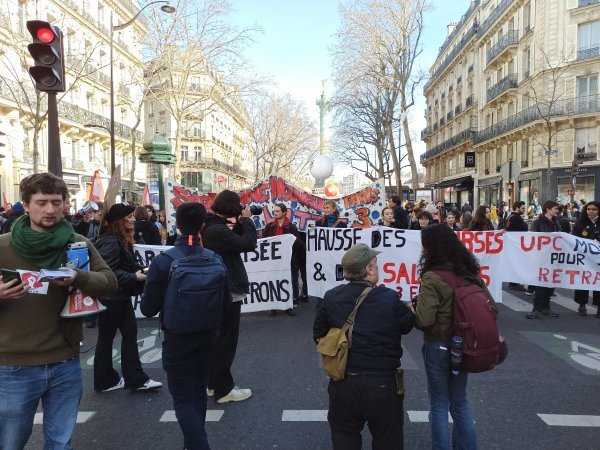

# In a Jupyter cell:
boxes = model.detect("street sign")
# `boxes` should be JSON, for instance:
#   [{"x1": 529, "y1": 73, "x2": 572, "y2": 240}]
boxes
[
  {"x1": 544, "y1": 149, "x2": 559, "y2": 156},
  {"x1": 499, "y1": 160, "x2": 521, "y2": 180}
]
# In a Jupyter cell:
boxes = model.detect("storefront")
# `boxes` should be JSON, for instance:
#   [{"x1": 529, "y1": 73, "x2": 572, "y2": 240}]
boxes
[
  {"x1": 517, "y1": 171, "x2": 541, "y2": 206},
  {"x1": 477, "y1": 175, "x2": 500, "y2": 206},
  {"x1": 433, "y1": 175, "x2": 474, "y2": 208}
]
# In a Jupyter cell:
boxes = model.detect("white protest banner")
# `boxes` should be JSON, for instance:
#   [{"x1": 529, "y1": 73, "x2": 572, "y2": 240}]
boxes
[
  {"x1": 130, "y1": 235, "x2": 296, "y2": 317},
  {"x1": 240, "y1": 234, "x2": 296, "y2": 312},
  {"x1": 502, "y1": 232, "x2": 600, "y2": 289},
  {"x1": 306, "y1": 227, "x2": 504, "y2": 302}
]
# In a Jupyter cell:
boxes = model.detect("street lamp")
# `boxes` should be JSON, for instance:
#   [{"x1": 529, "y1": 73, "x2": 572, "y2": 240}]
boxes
[{"x1": 109, "y1": 1, "x2": 176, "y2": 175}]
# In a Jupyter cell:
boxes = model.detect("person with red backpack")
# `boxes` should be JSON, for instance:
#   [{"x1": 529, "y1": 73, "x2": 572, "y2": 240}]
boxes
[{"x1": 414, "y1": 224, "x2": 493, "y2": 450}]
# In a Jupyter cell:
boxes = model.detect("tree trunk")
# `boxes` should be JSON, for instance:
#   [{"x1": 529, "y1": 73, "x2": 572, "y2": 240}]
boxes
[
  {"x1": 173, "y1": 119, "x2": 182, "y2": 184},
  {"x1": 128, "y1": 115, "x2": 141, "y2": 201}
]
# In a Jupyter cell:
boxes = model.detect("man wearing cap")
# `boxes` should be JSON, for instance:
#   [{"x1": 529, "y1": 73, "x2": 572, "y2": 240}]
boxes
[
  {"x1": 313, "y1": 243, "x2": 415, "y2": 449},
  {"x1": 0, "y1": 173, "x2": 117, "y2": 449},
  {"x1": 141, "y1": 202, "x2": 230, "y2": 450}
]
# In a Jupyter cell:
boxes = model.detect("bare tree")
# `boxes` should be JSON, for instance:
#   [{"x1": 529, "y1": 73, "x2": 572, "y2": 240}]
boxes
[
  {"x1": 248, "y1": 90, "x2": 318, "y2": 182},
  {"x1": 524, "y1": 41, "x2": 575, "y2": 198},
  {"x1": 143, "y1": 0, "x2": 262, "y2": 183},
  {"x1": 0, "y1": 12, "x2": 103, "y2": 173},
  {"x1": 331, "y1": 0, "x2": 427, "y2": 194}
]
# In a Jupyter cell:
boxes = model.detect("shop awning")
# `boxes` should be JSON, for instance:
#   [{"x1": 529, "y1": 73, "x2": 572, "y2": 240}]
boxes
[
  {"x1": 436, "y1": 176, "x2": 473, "y2": 189},
  {"x1": 518, "y1": 170, "x2": 540, "y2": 181}
]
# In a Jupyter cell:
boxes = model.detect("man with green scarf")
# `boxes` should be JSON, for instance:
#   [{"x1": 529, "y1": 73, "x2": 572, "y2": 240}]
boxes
[{"x1": 0, "y1": 172, "x2": 117, "y2": 450}]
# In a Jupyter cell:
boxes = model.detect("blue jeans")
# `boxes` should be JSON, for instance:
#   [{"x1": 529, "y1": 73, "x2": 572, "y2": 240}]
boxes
[
  {"x1": 0, "y1": 358, "x2": 82, "y2": 450},
  {"x1": 422, "y1": 342, "x2": 477, "y2": 450}
]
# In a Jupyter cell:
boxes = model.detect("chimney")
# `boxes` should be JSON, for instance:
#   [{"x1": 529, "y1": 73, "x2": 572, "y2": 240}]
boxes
[{"x1": 447, "y1": 22, "x2": 458, "y2": 36}]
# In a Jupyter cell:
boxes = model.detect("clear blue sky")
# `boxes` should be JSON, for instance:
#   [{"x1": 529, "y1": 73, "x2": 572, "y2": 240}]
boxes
[{"x1": 229, "y1": 0, "x2": 473, "y2": 162}]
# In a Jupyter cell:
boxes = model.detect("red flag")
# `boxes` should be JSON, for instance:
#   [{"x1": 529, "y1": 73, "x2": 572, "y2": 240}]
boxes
[
  {"x1": 2, "y1": 192, "x2": 8, "y2": 211},
  {"x1": 141, "y1": 184, "x2": 151, "y2": 206},
  {"x1": 89, "y1": 170, "x2": 105, "y2": 202}
]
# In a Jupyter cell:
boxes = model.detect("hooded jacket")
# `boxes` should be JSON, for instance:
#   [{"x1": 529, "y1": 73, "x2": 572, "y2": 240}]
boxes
[{"x1": 201, "y1": 213, "x2": 257, "y2": 296}]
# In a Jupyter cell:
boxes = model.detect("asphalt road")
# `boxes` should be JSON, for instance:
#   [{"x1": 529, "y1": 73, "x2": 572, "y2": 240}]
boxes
[{"x1": 25, "y1": 286, "x2": 600, "y2": 450}]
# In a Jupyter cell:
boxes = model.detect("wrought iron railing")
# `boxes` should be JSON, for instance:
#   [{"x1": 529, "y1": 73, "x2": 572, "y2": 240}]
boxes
[
  {"x1": 486, "y1": 73, "x2": 518, "y2": 103},
  {"x1": 478, "y1": 0, "x2": 515, "y2": 39},
  {"x1": 466, "y1": 94, "x2": 474, "y2": 108},
  {"x1": 420, "y1": 128, "x2": 474, "y2": 163},
  {"x1": 487, "y1": 29, "x2": 519, "y2": 65},
  {"x1": 577, "y1": 46, "x2": 600, "y2": 60},
  {"x1": 578, "y1": 0, "x2": 599, "y2": 7}
]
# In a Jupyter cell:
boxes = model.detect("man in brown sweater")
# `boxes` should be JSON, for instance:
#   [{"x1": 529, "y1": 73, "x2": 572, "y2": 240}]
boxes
[{"x1": 0, "y1": 173, "x2": 117, "y2": 450}]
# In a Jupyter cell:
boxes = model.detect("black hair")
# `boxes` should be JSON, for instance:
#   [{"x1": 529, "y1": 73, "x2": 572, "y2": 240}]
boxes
[
  {"x1": 512, "y1": 201, "x2": 525, "y2": 210},
  {"x1": 471, "y1": 205, "x2": 490, "y2": 229},
  {"x1": 389, "y1": 195, "x2": 402, "y2": 206},
  {"x1": 210, "y1": 190, "x2": 243, "y2": 218},
  {"x1": 134, "y1": 206, "x2": 149, "y2": 221},
  {"x1": 574, "y1": 201, "x2": 600, "y2": 229},
  {"x1": 419, "y1": 224, "x2": 480, "y2": 278},
  {"x1": 541, "y1": 200, "x2": 559, "y2": 214},
  {"x1": 176, "y1": 202, "x2": 207, "y2": 235},
  {"x1": 275, "y1": 202, "x2": 287, "y2": 213},
  {"x1": 416, "y1": 210, "x2": 433, "y2": 221},
  {"x1": 20, "y1": 172, "x2": 68, "y2": 203}
]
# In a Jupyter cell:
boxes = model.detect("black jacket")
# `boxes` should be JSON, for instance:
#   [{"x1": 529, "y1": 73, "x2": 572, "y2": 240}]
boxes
[
  {"x1": 263, "y1": 219, "x2": 306, "y2": 264},
  {"x1": 531, "y1": 215, "x2": 560, "y2": 233},
  {"x1": 201, "y1": 214, "x2": 257, "y2": 296},
  {"x1": 315, "y1": 216, "x2": 348, "y2": 228},
  {"x1": 134, "y1": 220, "x2": 161, "y2": 245},
  {"x1": 393, "y1": 206, "x2": 409, "y2": 229},
  {"x1": 313, "y1": 281, "x2": 415, "y2": 374},
  {"x1": 572, "y1": 217, "x2": 600, "y2": 242},
  {"x1": 504, "y1": 211, "x2": 529, "y2": 232},
  {"x1": 95, "y1": 233, "x2": 144, "y2": 301}
]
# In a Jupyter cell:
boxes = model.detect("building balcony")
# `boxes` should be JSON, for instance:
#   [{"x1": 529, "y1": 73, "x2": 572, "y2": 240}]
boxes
[
  {"x1": 423, "y1": 23, "x2": 479, "y2": 93},
  {"x1": 478, "y1": 0, "x2": 515, "y2": 39},
  {"x1": 577, "y1": 46, "x2": 600, "y2": 61},
  {"x1": 486, "y1": 29, "x2": 519, "y2": 67},
  {"x1": 474, "y1": 94, "x2": 600, "y2": 145},
  {"x1": 420, "y1": 128, "x2": 474, "y2": 163},
  {"x1": 578, "y1": 0, "x2": 599, "y2": 7},
  {"x1": 486, "y1": 73, "x2": 518, "y2": 104},
  {"x1": 62, "y1": 157, "x2": 85, "y2": 172},
  {"x1": 182, "y1": 131, "x2": 207, "y2": 140},
  {"x1": 421, "y1": 127, "x2": 430, "y2": 140}
]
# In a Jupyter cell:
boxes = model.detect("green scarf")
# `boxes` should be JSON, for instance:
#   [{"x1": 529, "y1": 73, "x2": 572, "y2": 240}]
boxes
[{"x1": 11, "y1": 215, "x2": 75, "y2": 269}]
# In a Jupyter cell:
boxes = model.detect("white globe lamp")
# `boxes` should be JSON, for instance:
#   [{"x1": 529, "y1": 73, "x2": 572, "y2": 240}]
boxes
[{"x1": 310, "y1": 155, "x2": 334, "y2": 180}]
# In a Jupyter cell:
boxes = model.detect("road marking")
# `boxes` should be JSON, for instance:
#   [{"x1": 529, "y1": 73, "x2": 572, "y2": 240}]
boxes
[
  {"x1": 160, "y1": 410, "x2": 224, "y2": 422},
  {"x1": 551, "y1": 295, "x2": 586, "y2": 313},
  {"x1": 538, "y1": 414, "x2": 600, "y2": 427},
  {"x1": 282, "y1": 410, "x2": 328, "y2": 421},
  {"x1": 281, "y1": 410, "x2": 453, "y2": 423},
  {"x1": 500, "y1": 292, "x2": 532, "y2": 312},
  {"x1": 34, "y1": 411, "x2": 95, "y2": 424},
  {"x1": 406, "y1": 411, "x2": 453, "y2": 423}
]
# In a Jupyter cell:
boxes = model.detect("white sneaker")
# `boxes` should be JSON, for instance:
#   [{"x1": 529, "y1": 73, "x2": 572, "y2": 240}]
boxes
[
  {"x1": 136, "y1": 379, "x2": 163, "y2": 391},
  {"x1": 207, "y1": 388, "x2": 214, "y2": 397},
  {"x1": 101, "y1": 377, "x2": 124, "y2": 392},
  {"x1": 217, "y1": 386, "x2": 252, "y2": 404}
]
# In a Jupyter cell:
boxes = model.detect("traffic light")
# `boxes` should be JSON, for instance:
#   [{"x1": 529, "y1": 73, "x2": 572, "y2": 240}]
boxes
[
  {"x1": 26, "y1": 20, "x2": 65, "y2": 92},
  {"x1": 570, "y1": 150, "x2": 585, "y2": 178}
]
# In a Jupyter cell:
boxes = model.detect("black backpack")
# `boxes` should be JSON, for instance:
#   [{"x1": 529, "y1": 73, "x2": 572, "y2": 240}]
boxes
[{"x1": 162, "y1": 247, "x2": 227, "y2": 334}]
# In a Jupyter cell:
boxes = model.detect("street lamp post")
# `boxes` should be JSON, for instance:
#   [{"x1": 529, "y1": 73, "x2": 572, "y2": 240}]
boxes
[{"x1": 109, "y1": 2, "x2": 175, "y2": 175}]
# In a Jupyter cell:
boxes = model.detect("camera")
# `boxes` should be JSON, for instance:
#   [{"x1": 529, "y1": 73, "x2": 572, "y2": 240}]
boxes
[
  {"x1": 76, "y1": 200, "x2": 98, "y2": 218},
  {"x1": 244, "y1": 204, "x2": 263, "y2": 215}
]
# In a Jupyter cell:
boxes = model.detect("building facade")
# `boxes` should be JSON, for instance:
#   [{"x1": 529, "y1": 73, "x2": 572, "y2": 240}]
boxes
[
  {"x1": 145, "y1": 57, "x2": 254, "y2": 193},
  {"x1": 421, "y1": 0, "x2": 600, "y2": 208},
  {"x1": 0, "y1": 0, "x2": 149, "y2": 209}
]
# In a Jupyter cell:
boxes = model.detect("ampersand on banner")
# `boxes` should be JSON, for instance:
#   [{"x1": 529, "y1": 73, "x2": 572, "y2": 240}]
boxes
[{"x1": 313, "y1": 263, "x2": 326, "y2": 281}]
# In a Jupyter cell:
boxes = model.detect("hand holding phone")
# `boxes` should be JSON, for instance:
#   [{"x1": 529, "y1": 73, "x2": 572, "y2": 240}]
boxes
[{"x1": 0, "y1": 269, "x2": 28, "y2": 300}]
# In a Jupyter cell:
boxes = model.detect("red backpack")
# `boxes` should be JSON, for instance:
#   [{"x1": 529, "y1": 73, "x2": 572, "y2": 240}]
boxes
[{"x1": 432, "y1": 270, "x2": 508, "y2": 373}]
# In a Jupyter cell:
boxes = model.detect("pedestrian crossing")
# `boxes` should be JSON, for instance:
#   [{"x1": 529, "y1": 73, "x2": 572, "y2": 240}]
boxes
[
  {"x1": 500, "y1": 289, "x2": 598, "y2": 314},
  {"x1": 32, "y1": 410, "x2": 600, "y2": 427}
]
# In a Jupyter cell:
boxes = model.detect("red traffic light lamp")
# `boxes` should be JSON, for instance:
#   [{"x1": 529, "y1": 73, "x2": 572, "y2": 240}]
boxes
[{"x1": 26, "y1": 20, "x2": 65, "y2": 92}]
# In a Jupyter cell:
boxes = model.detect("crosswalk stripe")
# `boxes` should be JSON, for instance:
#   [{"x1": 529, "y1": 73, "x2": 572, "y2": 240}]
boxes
[
  {"x1": 550, "y1": 295, "x2": 586, "y2": 313},
  {"x1": 500, "y1": 292, "x2": 532, "y2": 312},
  {"x1": 538, "y1": 414, "x2": 600, "y2": 427},
  {"x1": 406, "y1": 411, "x2": 453, "y2": 423},
  {"x1": 34, "y1": 411, "x2": 95, "y2": 424},
  {"x1": 282, "y1": 410, "x2": 328, "y2": 421},
  {"x1": 280, "y1": 410, "x2": 453, "y2": 423},
  {"x1": 160, "y1": 410, "x2": 224, "y2": 422}
]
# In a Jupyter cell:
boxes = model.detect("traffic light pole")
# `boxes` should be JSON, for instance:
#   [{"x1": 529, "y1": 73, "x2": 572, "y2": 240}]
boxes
[{"x1": 47, "y1": 92, "x2": 62, "y2": 176}]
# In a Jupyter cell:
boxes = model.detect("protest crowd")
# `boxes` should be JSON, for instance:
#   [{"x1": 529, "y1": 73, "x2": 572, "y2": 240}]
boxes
[{"x1": 0, "y1": 171, "x2": 598, "y2": 449}]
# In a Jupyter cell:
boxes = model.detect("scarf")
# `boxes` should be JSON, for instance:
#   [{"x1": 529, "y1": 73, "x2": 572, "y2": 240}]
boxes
[
  {"x1": 274, "y1": 217, "x2": 290, "y2": 235},
  {"x1": 11, "y1": 215, "x2": 75, "y2": 269},
  {"x1": 325, "y1": 214, "x2": 338, "y2": 227}
]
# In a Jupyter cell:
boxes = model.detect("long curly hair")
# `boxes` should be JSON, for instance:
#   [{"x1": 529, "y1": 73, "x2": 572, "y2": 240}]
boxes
[
  {"x1": 419, "y1": 224, "x2": 480, "y2": 277},
  {"x1": 574, "y1": 201, "x2": 600, "y2": 234},
  {"x1": 102, "y1": 217, "x2": 135, "y2": 248}
]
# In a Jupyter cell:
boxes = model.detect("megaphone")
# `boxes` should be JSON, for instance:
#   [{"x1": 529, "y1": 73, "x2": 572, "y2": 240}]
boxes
[{"x1": 76, "y1": 200, "x2": 98, "y2": 218}]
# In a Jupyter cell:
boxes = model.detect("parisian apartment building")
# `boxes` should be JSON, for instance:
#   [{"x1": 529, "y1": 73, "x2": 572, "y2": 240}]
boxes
[
  {"x1": 144, "y1": 61, "x2": 254, "y2": 193},
  {"x1": 421, "y1": 0, "x2": 600, "y2": 208},
  {"x1": 0, "y1": 0, "x2": 151, "y2": 209}
]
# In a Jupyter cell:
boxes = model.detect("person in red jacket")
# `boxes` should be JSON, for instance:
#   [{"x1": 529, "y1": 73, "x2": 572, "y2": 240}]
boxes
[{"x1": 263, "y1": 203, "x2": 306, "y2": 317}]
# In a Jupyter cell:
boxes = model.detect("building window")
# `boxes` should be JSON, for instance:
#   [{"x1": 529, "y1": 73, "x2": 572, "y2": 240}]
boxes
[
  {"x1": 507, "y1": 143, "x2": 514, "y2": 161},
  {"x1": 523, "y1": 3, "x2": 531, "y2": 33},
  {"x1": 181, "y1": 146, "x2": 188, "y2": 161},
  {"x1": 521, "y1": 139, "x2": 529, "y2": 166},
  {"x1": 575, "y1": 127, "x2": 598, "y2": 158},
  {"x1": 495, "y1": 148, "x2": 502, "y2": 171},
  {"x1": 193, "y1": 146, "x2": 201, "y2": 161},
  {"x1": 522, "y1": 46, "x2": 531, "y2": 79},
  {"x1": 577, "y1": 21, "x2": 600, "y2": 60},
  {"x1": 181, "y1": 172, "x2": 203, "y2": 190}
]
